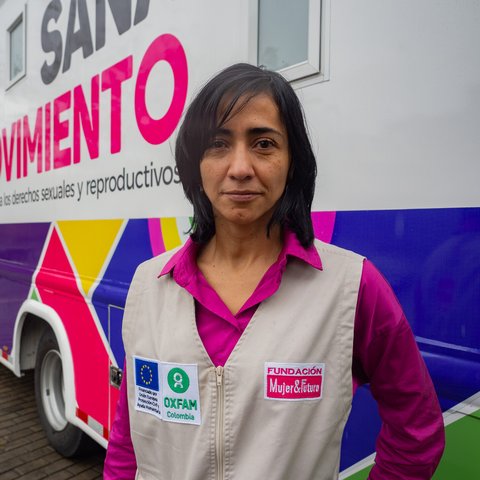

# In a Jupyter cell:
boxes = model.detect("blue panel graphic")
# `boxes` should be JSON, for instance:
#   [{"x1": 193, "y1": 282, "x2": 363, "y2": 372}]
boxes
[
  {"x1": 109, "y1": 305, "x2": 126, "y2": 370},
  {"x1": 92, "y1": 219, "x2": 153, "y2": 366},
  {"x1": 331, "y1": 207, "x2": 480, "y2": 349},
  {"x1": 336, "y1": 207, "x2": 480, "y2": 470},
  {"x1": 340, "y1": 386, "x2": 382, "y2": 471}
]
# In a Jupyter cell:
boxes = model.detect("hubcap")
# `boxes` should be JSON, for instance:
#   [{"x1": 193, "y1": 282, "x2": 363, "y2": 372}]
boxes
[{"x1": 40, "y1": 349, "x2": 67, "y2": 431}]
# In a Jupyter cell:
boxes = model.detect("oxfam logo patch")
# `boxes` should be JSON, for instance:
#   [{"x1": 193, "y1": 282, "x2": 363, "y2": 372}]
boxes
[{"x1": 167, "y1": 367, "x2": 190, "y2": 393}]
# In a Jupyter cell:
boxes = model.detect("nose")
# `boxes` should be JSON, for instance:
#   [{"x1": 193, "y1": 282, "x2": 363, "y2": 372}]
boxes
[{"x1": 227, "y1": 144, "x2": 254, "y2": 180}]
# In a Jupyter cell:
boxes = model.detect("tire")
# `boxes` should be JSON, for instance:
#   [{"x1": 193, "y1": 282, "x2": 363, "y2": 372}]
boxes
[{"x1": 34, "y1": 328, "x2": 96, "y2": 457}]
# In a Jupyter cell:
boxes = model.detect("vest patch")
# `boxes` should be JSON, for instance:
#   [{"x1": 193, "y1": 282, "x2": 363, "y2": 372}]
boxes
[
  {"x1": 264, "y1": 362, "x2": 325, "y2": 401},
  {"x1": 133, "y1": 357, "x2": 201, "y2": 425},
  {"x1": 134, "y1": 356, "x2": 162, "y2": 418},
  {"x1": 161, "y1": 362, "x2": 201, "y2": 425}
]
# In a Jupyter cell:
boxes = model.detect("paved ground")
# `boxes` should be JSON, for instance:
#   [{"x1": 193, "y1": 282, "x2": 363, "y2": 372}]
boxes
[{"x1": 0, "y1": 366, "x2": 106, "y2": 479}]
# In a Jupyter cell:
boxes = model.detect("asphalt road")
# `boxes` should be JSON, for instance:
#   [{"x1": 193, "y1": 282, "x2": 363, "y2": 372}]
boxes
[{"x1": 0, "y1": 366, "x2": 105, "y2": 479}]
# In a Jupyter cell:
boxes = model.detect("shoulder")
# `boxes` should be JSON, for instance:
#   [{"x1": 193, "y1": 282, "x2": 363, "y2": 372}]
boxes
[
  {"x1": 357, "y1": 258, "x2": 406, "y2": 334},
  {"x1": 286, "y1": 239, "x2": 365, "y2": 290},
  {"x1": 131, "y1": 245, "x2": 184, "y2": 288},
  {"x1": 312, "y1": 239, "x2": 365, "y2": 266}
]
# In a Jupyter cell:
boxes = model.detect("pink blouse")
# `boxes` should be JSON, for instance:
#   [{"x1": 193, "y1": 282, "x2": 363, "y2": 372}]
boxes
[{"x1": 104, "y1": 231, "x2": 444, "y2": 479}]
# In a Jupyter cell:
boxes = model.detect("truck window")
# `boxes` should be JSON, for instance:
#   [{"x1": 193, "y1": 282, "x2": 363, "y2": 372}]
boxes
[
  {"x1": 7, "y1": 5, "x2": 26, "y2": 88},
  {"x1": 258, "y1": 0, "x2": 321, "y2": 81}
]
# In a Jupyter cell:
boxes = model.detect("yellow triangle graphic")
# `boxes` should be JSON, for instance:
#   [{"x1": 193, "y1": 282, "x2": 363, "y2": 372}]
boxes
[
  {"x1": 57, "y1": 219, "x2": 123, "y2": 295},
  {"x1": 161, "y1": 217, "x2": 183, "y2": 251}
]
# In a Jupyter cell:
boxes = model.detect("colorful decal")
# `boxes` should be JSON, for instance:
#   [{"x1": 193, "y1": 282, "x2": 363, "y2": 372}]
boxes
[
  {"x1": 148, "y1": 218, "x2": 166, "y2": 257},
  {"x1": 35, "y1": 226, "x2": 110, "y2": 428},
  {"x1": 57, "y1": 220, "x2": 124, "y2": 296},
  {"x1": 30, "y1": 288, "x2": 40, "y2": 302},
  {"x1": 0, "y1": 223, "x2": 50, "y2": 352},
  {"x1": 433, "y1": 407, "x2": 480, "y2": 479},
  {"x1": 336, "y1": 207, "x2": 480, "y2": 471},
  {"x1": 92, "y1": 219, "x2": 153, "y2": 367},
  {"x1": 76, "y1": 407, "x2": 110, "y2": 441},
  {"x1": 160, "y1": 217, "x2": 183, "y2": 251},
  {"x1": 311, "y1": 211, "x2": 336, "y2": 244},
  {"x1": 148, "y1": 217, "x2": 191, "y2": 256},
  {"x1": 341, "y1": 404, "x2": 480, "y2": 479},
  {"x1": 0, "y1": 208, "x2": 477, "y2": 464}
]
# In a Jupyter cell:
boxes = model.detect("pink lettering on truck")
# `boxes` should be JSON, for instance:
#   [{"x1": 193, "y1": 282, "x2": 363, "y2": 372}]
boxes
[{"x1": 264, "y1": 362, "x2": 325, "y2": 401}]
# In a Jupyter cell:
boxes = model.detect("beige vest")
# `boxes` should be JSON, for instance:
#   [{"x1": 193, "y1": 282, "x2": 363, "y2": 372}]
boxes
[{"x1": 123, "y1": 240, "x2": 364, "y2": 480}]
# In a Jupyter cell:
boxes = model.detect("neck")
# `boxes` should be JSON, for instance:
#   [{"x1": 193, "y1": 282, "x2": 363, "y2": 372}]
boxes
[{"x1": 199, "y1": 222, "x2": 283, "y2": 269}]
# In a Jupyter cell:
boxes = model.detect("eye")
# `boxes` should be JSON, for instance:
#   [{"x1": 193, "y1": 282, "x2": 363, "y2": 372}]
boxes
[
  {"x1": 208, "y1": 139, "x2": 228, "y2": 150},
  {"x1": 255, "y1": 139, "x2": 275, "y2": 149}
]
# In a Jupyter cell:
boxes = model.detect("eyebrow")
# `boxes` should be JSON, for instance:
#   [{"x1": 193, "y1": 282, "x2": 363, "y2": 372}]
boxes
[{"x1": 214, "y1": 127, "x2": 284, "y2": 137}]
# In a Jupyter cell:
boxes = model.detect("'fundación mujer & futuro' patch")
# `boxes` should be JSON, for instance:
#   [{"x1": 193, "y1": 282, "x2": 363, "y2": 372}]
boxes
[{"x1": 264, "y1": 362, "x2": 325, "y2": 401}]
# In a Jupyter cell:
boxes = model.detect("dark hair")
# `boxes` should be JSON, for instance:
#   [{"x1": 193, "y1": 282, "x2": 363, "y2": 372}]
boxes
[{"x1": 175, "y1": 63, "x2": 317, "y2": 247}]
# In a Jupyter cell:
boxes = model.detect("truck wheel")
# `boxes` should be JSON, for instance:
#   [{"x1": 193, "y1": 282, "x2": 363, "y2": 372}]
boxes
[{"x1": 34, "y1": 329, "x2": 95, "y2": 457}]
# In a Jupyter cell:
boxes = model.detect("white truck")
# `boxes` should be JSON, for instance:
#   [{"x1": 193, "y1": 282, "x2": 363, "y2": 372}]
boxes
[{"x1": 0, "y1": 1, "x2": 479, "y2": 477}]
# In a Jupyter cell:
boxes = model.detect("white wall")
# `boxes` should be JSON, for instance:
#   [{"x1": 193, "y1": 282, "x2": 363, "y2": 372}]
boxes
[{"x1": 0, "y1": 0, "x2": 479, "y2": 223}]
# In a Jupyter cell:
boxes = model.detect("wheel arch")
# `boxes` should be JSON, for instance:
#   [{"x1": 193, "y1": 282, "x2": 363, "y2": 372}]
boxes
[
  {"x1": 13, "y1": 300, "x2": 77, "y2": 425},
  {"x1": 13, "y1": 299, "x2": 108, "y2": 448}
]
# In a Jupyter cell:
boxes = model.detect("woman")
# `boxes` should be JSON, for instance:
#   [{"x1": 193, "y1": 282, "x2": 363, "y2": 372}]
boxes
[{"x1": 104, "y1": 63, "x2": 444, "y2": 479}]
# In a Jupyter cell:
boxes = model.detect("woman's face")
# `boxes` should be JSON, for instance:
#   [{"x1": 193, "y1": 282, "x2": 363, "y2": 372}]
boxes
[{"x1": 200, "y1": 93, "x2": 290, "y2": 232}]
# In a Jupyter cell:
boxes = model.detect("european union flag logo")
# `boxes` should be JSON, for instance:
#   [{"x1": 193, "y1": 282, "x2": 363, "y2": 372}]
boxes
[{"x1": 134, "y1": 358, "x2": 159, "y2": 391}]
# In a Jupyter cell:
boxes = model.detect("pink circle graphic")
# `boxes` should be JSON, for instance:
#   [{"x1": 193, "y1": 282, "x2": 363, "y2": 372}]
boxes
[{"x1": 135, "y1": 34, "x2": 188, "y2": 144}]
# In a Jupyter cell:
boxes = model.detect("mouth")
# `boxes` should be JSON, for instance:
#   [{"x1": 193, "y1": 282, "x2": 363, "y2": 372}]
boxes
[{"x1": 222, "y1": 191, "x2": 261, "y2": 202}]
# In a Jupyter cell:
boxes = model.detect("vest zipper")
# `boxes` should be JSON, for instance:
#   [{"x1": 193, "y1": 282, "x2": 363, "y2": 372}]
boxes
[{"x1": 215, "y1": 366, "x2": 225, "y2": 480}]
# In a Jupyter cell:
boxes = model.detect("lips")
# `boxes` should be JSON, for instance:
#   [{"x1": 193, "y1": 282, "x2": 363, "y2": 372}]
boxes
[{"x1": 222, "y1": 190, "x2": 261, "y2": 201}]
